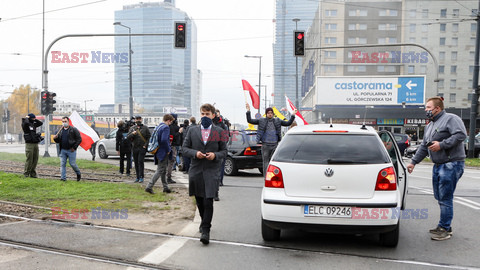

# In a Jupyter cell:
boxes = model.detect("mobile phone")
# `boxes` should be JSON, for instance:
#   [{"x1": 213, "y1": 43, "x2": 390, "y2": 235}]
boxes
[{"x1": 426, "y1": 141, "x2": 433, "y2": 147}]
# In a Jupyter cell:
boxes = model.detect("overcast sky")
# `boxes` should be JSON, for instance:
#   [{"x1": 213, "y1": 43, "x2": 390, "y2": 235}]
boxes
[{"x1": 0, "y1": 0, "x2": 276, "y2": 125}]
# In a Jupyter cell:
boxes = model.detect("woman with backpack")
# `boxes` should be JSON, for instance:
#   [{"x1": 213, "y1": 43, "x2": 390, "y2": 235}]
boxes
[{"x1": 116, "y1": 120, "x2": 132, "y2": 176}]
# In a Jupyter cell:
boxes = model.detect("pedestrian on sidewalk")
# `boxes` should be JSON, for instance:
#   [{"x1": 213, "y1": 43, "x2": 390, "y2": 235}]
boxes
[
  {"x1": 145, "y1": 114, "x2": 175, "y2": 194},
  {"x1": 182, "y1": 103, "x2": 228, "y2": 245},
  {"x1": 407, "y1": 96, "x2": 467, "y2": 241},
  {"x1": 53, "y1": 116, "x2": 82, "y2": 181},
  {"x1": 89, "y1": 122, "x2": 99, "y2": 161},
  {"x1": 21, "y1": 113, "x2": 43, "y2": 178},
  {"x1": 127, "y1": 115, "x2": 151, "y2": 183},
  {"x1": 167, "y1": 113, "x2": 181, "y2": 184}
]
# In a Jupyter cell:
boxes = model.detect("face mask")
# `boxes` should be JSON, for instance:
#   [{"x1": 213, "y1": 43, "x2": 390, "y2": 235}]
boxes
[
  {"x1": 201, "y1": 116, "x2": 212, "y2": 128},
  {"x1": 426, "y1": 110, "x2": 434, "y2": 120},
  {"x1": 63, "y1": 123, "x2": 69, "y2": 128},
  {"x1": 136, "y1": 121, "x2": 142, "y2": 126}
]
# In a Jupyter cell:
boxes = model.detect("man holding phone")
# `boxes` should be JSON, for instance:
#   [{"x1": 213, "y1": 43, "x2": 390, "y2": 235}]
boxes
[
  {"x1": 182, "y1": 103, "x2": 228, "y2": 245},
  {"x1": 407, "y1": 97, "x2": 467, "y2": 241}
]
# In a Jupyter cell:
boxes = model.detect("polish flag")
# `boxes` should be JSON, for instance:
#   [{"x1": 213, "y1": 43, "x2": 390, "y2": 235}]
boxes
[
  {"x1": 242, "y1": 79, "x2": 260, "y2": 109},
  {"x1": 69, "y1": 111, "x2": 100, "y2": 151},
  {"x1": 285, "y1": 95, "x2": 308, "y2": 125}
]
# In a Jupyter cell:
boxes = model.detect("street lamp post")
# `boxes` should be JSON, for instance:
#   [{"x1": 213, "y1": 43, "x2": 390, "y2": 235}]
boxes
[
  {"x1": 84, "y1": 99, "x2": 93, "y2": 116},
  {"x1": 293, "y1": 18, "x2": 300, "y2": 109},
  {"x1": 245, "y1": 55, "x2": 262, "y2": 114},
  {"x1": 113, "y1": 22, "x2": 133, "y2": 118}
]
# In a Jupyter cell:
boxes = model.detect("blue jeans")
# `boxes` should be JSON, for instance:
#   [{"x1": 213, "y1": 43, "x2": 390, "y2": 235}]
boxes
[
  {"x1": 60, "y1": 149, "x2": 81, "y2": 180},
  {"x1": 432, "y1": 161, "x2": 464, "y2": 230}
]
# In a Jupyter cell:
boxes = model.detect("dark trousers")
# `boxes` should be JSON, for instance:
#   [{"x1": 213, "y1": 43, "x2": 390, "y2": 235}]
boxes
[
  {"x1": 89, "y1": 142, "x2": 97, "y2": 158},
  {"x1": 119, "y1": 149, "x2": 132, "y2": 174},
  {"x1": 196, "y1": 196, "x2": 214, "y2": 233},
  {"x1": 183, "y1": 156, "x2": 191, "y2": 172},
  {"x1": 261, "y1": 144, "x2": 277, "y2": 175},
  {"x1": 132, "y1": 148, "x2": 146, "y2": 179}
]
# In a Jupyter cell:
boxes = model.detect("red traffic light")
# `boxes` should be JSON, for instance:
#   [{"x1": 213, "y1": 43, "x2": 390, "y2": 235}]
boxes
[
  {"x1": 296, "y1": 32, "x2": 304, "y2": 40},
  {"x1": 177, "y1": 24, "x2": 184, "y2": 31}
]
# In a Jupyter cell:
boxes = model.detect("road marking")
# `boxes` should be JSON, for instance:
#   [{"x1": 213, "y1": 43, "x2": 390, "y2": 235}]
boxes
[{"x1": 410, "y1": 186, "x2": 480, "y2": 210}]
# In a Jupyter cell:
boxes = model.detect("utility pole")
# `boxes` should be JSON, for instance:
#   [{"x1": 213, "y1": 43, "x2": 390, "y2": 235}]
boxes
[{"x1": 468, "y1": 1, "x2": 480, "y2": 158}]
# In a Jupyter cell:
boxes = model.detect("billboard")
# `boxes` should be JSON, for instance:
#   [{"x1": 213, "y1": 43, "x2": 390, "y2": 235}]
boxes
[{"x1": 316, "y1": 76, "x2": 425, "y2": 105}]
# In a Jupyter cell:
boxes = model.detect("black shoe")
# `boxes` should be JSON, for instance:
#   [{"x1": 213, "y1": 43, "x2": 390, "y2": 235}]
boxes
[
  {"x1": 199, "y1": 226, "x2": 203, "y2": 233},
  {"x1": 60, "y1": 179, "x2": 66, "y2": 181},
  {"x1": 145, "y1": 188, "x2": 155, "y2": 194},
  {"x1": 163, "y1": 187, "x2": 172, "y2": 193},
  {"x1": 219, "y1": 183, "x2": 223, "y2": 186},
  {"x1": 30, "y1": 175, "x2": 38, "y2": 178},
  {"x1": 76, "y1": 174, "x2": 81, "y2": 181},
  {"x1": 167, "y1": 179, "x2": 176, "y2": 184},
  {"x1": 200, "y1": 232, "x2": 210, "y2": 245},
  {"x1": 214, "y1": 197, "x2": 220, "y2": 201},
  {"x1": 92, "y1": 156, "x2": 95, "y2": 161}
]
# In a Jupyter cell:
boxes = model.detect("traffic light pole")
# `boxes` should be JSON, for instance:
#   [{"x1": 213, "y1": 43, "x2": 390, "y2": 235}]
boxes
[{"x1": 42, "y1": 32, "x2": 174, "y2": 157}]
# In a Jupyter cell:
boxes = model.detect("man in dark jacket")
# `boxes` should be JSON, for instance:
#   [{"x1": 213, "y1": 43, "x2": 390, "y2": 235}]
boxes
[
  {"x1": 21, "y1": 113, "x2": 43, "y2": 178},
  {"x1": 116, "y1": 120, "x2": 132, "y2": 176},
  {"x1": 167, "y1": 113, "x2": 181, "y2": 183},
  {"x1": 182, "y1": 103, "x2": 228, "y2": 245},
  {"x1": 89, "y1": 123, "x2": 99, "y2": 161},
  {"x1": 145, "y1": 114, "x2": 175, "y2": 194},
  {"x1": 246, "y1": 103, "x2": 296, "y2": 175},
  {"x1": 212, "y1": 109, "x2": 229, "y2": 201},
  {"x1": 53, "y1": 116, "x2": 82, "y2": 181},
  {"x1": 127, "y1": 115, "x2": 151, "y2": 183}
]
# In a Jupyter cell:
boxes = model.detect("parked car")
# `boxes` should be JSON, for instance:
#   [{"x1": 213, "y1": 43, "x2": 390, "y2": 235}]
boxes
[
  {"x1": 393, "y1": 133, "x2": 410, "y2": 156},
  {"x1": 464, "y1": 137, "x2": 480, "y2": 158},
  {"x1": 261, "y1": 124, "x2": 408, "y2": 247},
  {"x1": 97, "y1": 127, "x2": 154, "y2": 159},
  {"x1": 224, "y1": 130, "x2": 263, "y2": 176}
]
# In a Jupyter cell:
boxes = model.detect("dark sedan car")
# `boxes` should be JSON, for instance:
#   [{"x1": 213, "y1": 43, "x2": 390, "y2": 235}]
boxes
[
  {"x1": 224, "y1": 130, "x2": 263, "y2": 176},
  {"x1": 393, "y1": 133, "x2": 410, "y2": 156}
]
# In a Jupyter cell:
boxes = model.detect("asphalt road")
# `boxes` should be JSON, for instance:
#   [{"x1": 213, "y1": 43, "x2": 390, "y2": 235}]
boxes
[{"x1": 1, "y1": 143, "x2": 480, "y2": 269}]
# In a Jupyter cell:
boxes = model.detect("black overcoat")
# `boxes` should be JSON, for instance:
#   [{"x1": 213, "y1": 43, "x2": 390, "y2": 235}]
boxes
[{"x1": 182, "y1": 124, "x2": 228, "y2": 198}]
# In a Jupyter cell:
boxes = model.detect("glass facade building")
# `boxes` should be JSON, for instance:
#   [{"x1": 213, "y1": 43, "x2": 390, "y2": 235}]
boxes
[
  {"x1": 114, "y1": 1, "x2": 198, "y2": 114},
  {"x1": 273, "y1": 0, "x2": 318, "y2": 109}
]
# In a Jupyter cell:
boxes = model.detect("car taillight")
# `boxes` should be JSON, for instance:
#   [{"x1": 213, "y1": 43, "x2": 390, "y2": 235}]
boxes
[
  {"x1": 375, "y1": 167, "x2": 396, "y2": 191},
  {"x1": 265, "y1": 165, "x2": 284, "y2": 188},
  {"x1": 243, "y1": 147, "x2": 257, "y2": 156}
]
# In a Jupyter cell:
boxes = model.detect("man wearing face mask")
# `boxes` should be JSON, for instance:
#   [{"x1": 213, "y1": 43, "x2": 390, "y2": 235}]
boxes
[
  {"x1": 407, "y1": 97, "x2": 467, "y2": 241},
  {"x1": 21, "y1": 113, "x2": 43, "y2": 178},
  {"x1": 127, "y1": 115, "x2": 151, "y2": 183},
  {"x1": 182, "y1": 103, "x2": 228, "y2": 245},
  {"x1": 53, "y1": 116, "x2": 82, "y2": 181}
]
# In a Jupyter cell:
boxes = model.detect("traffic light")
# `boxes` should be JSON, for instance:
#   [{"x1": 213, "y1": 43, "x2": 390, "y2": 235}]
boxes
[
  {"x1": 294, "y1": 31, "x2": 305, "y2": 56},
  {"x1": 41, "y1": 90, "x2": 48, "y2": 115},
  {"x1": 46, "y1": 92, "x2": 56, "y2": 114},
  {"x1": 174, "y1": 22, "x2": 186, "y2": 48},
  {"x1": 6, "y1": 110, "x2": 10, "y2": 121}
]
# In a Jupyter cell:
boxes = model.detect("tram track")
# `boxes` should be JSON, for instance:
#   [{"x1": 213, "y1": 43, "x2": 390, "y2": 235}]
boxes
[{"x1": 0, "y1": 212, "x2": 478, "y2": 270}]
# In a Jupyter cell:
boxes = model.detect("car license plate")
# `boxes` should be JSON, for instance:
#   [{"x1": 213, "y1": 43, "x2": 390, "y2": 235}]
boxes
[{"x1": 303, "y1": 205, "x2": 352, "y2": 218}]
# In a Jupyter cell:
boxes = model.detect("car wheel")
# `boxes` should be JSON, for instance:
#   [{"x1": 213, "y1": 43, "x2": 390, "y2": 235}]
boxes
[
  {"x1": 262, "y1": 218, "x2": 280, "y2": 241},
  {"x1": 224, "y1": 157, "x2": 238, "y2": 176},
  {"x1": 98, "y1": 145, "x2": 108, "y2": 159},
  {"x1": 379, "y1": 221, "x2": 399, "y2": 247}
]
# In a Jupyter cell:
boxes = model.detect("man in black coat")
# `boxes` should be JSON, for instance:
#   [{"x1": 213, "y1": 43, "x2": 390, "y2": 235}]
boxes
[
  {"x1": 246, "y1": 103, "x2": 296, "y2": 175},
  {"x1": 21, "y1": 113, "x2": 43, "y2": 178},
  {"x1": 116, "y1": 120, "x2": 132, "y2": 176},
  {"x1": 182, "y1": 103, "x2": 228, "y2": 245}
]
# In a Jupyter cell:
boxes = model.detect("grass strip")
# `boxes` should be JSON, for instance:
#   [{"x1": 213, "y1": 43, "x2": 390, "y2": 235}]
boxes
[
  {"x1": 0, "y1": 171, "x2": 170, "y2": 212},
  {"x1": 0, "y1": 152, "x2": 118, "y2": 171}
]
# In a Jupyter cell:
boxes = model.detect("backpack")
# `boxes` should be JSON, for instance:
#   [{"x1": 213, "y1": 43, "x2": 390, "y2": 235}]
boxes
[{"x1": 148, "y1": 123, "x2": 165, "y2": 154}]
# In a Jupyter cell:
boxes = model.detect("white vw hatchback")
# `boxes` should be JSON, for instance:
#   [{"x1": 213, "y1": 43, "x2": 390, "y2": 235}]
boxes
[{"x1": 261, "y1": 124, "x2": 408, "y2": 247}]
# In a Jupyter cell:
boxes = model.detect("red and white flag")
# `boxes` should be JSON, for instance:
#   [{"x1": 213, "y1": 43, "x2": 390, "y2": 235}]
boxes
[
  {"x1": 68, "y1": 111, "x2": 100, "y2": 151},
  {"x1": 285, "y1": 95, "x2": 308, "y2": 125},
  {"x1": 242, "y1": 79, "x2": 260, "y2": 109}
]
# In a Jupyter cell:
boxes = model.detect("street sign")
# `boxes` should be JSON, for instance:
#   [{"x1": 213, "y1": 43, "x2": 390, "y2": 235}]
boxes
[
  {"x1": 255, "y1": 113, "x2": 262, "y2": 119},
  {"x1": 316, "y1": 76, "x2": 425, "y2": 105}
]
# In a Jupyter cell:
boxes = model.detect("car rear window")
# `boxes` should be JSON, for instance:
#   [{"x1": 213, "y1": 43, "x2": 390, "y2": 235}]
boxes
[
  {"x1": 245, "y1": 133, "x2": 258, "y2": 146},
  {"x1": 272, "y1": 134, "x2": 390, "y2": 164}
]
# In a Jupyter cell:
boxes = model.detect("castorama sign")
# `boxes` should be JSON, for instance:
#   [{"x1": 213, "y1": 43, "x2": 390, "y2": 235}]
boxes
[{"x1": 316, "y1": 76, "x2": 425, "y2": 105}]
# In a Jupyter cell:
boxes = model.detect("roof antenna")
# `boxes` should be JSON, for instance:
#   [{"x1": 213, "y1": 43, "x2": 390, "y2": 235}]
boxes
[
  {"x1": 329, "y1": 117, "x2": 333, "y2": 128},
  {"x1": 361, "y1": 106, "x2": 373, "y2": 130}
]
